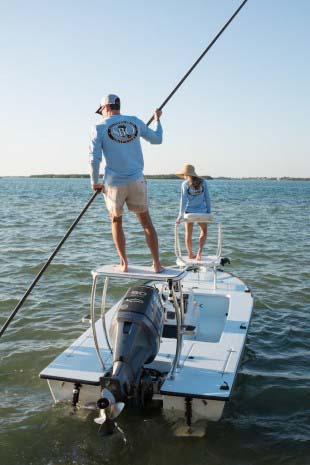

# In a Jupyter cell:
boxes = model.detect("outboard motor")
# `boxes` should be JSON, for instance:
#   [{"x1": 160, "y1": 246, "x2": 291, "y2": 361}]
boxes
[{"x1": 95, "y1": 285, "x2": 164, "y2": 430}]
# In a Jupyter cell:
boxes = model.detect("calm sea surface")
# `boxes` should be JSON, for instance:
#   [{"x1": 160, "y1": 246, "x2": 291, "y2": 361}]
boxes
[{"x1": 0, "y1": 178, "x2": 309, "y2": 465}]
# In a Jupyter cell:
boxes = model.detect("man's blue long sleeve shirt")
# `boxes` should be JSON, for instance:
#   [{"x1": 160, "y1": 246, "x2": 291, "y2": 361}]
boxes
[{"x1": 89, "y1": 114, "x2": 163, "y2": 187}]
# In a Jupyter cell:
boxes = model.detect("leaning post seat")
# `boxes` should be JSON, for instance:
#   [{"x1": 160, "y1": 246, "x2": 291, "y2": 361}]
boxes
[
  {"x1": 183, "y1": 213, "x2": 214, "y2": 223},
  {"x1": 175, "y1": 214, "x2": 223, "y2": 287}
]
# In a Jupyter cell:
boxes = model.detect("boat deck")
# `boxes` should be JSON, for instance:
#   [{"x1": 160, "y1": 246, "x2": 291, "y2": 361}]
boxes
[{"x1": 160, "y1": 283, "x2": 252, "y2": 400}]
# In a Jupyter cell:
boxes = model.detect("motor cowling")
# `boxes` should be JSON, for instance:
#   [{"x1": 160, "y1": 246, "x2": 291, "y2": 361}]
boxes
[{"x1": 106, "y1": 285, "x2": 164, "y2": 402}]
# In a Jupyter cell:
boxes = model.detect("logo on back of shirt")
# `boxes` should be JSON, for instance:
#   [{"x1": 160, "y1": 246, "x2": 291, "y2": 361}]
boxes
[{"x1": 108, "y1": 121, "x2": 138, "y2": 143}]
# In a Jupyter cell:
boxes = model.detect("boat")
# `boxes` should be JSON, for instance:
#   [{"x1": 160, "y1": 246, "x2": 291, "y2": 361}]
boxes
[{"x1": 39, "y1": 214, "x2": 254, "y2": 436}]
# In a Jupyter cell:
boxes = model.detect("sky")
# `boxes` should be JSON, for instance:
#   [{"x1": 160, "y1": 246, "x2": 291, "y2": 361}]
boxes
[{"x1": 0, "y1": 0, "x2": 309, "y2": 178}]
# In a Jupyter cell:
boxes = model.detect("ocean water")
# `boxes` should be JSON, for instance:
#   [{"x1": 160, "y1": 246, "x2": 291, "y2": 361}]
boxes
[{"x1": 0, "y1": 178, "x2": 309, "y2": 465}]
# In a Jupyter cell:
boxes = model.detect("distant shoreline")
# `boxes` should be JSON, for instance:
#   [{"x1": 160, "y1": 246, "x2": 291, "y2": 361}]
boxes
[{"x1": 1, "y1": 174, "x2": 309, "y2": 181}]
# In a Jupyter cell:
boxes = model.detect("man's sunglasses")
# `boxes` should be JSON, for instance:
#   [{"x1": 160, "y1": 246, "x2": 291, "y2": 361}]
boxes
[{"x1": 95, "y1": 105, "x2": 106, "y2": 115}]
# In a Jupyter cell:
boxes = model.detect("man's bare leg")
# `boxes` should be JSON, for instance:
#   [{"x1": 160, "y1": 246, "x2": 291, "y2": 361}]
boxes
[
  {"x1": 136, "y1": 211, "x2": 164, "y2": 273},
  {"x1": 185, "y1": 222, "x2": 194, "y2": 259},
  {"x1": 111, "y1": 214, "x2": 128, "y2": 272},
  {"x1": 196, "y1": 223, "x2": 207, "y2": 261}
]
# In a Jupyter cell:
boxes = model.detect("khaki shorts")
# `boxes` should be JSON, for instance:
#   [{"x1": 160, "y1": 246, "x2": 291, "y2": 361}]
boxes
[{"x1": 104, "y1": 177, "x2": 149, "y2": 217}]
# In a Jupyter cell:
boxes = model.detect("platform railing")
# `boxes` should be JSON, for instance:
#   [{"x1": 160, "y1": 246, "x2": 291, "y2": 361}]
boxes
[
  {"x1": 100, "y1": 277, "x2": 113, "y2": 355},
  {"x1": 89, "y1": 276, "x2": 114, "y2": 371},
  {"x1": 90, "y1": 275, "x2": 106, "y2": 370},
  {"x1": 89, "y1": 266, "x2": 187, "y2": 380},
  {"x1": 167, "y1": 279, "x2": 185, "y2": 380}
]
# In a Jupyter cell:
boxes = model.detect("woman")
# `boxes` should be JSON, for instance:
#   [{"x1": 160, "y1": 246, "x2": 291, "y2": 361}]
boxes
[{"x1": 176, "y1": 164, "x2": 211, "y2": 261}]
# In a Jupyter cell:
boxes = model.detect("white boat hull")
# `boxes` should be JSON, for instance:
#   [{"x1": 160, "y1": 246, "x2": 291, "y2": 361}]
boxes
[
  {"x1": 41, "y1": 266, "x2": 253, "y2": 427},
  {"x1": 163, "y1": 395, "x2": 225, "y2": 422}
]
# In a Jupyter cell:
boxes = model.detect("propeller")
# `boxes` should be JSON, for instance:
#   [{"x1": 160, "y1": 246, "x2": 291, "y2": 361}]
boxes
[{"x1": 94, "y1": 388, "x2": 125, "y2": 425}]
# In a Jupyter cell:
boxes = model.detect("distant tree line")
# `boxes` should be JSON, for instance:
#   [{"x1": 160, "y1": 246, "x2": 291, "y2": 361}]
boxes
[
  {"x1": 27, "y1": 174, "x2": 310, "y2": 181},
  {"x1": 28, "y1": 174, "x2": 213, "y2": 179}
]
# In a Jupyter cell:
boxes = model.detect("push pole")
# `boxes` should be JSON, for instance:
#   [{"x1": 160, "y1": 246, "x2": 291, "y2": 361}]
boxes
[{"x1": 147, "y1": 0, "x2": 249, "y2": 125}]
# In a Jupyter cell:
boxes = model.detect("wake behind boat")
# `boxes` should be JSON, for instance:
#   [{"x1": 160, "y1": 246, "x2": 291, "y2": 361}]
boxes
[{"x1": 40, "y1": 215, "x2": 254, "y2": 436}]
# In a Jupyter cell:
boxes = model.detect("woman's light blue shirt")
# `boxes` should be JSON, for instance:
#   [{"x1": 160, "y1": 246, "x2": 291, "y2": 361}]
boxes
[{"x1": 177, "y1": 179, "x2": 211, "y2": 219}]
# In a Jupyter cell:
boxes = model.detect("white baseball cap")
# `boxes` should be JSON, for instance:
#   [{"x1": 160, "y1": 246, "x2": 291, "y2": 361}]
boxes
[{"x1": 95, "y1": 94, "x2": 120, "y2": 114}]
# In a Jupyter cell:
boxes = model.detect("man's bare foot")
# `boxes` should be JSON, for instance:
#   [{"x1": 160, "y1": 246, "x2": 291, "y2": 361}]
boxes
[
  {"x1": 115, "y1": 261, "x2": 128, "y2": 272},
  {"x1": 188, "y1": 252, "x2": 194, "y2": 259},
  {"x1": 195, "y1": 254, "x2": 202, "y2": 261},
  {"x1": 153, "y1": 262, "x2": 164, "y2": 273}
]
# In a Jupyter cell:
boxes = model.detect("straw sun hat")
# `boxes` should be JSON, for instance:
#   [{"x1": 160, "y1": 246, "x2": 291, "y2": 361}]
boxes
[{"x1": 176, "y1": 164, "x2": 200, "y2": 178}]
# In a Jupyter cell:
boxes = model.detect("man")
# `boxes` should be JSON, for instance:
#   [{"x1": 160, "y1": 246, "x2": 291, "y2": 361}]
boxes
[{"x1": 89, "y1": 94, "x2": 164, "y2": 273}]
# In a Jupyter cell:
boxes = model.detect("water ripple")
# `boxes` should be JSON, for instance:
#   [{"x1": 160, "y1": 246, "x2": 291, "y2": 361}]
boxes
[{"x1": 0, "y1": 178, "x2": 309, "y2": 464}]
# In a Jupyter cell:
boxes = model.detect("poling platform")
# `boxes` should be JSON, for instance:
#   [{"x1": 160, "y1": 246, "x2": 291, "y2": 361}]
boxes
[{"x1": 92, "y1": 264, "x2": 187, "y2": 281}]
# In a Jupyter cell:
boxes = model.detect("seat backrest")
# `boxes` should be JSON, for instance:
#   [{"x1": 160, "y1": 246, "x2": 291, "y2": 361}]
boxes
[{"x1": 183, "y1": 213, "x2": 214, "y2": 223}]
